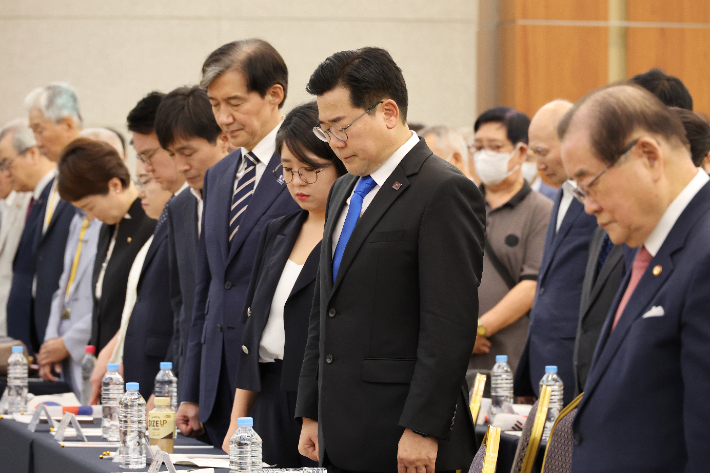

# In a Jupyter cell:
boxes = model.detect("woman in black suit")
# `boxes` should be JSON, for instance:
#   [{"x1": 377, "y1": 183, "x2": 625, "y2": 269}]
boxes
[
  {"x1": 56, "y1": 138, "x2": 156, "y2": 403},
  {"x1": 222, "y1": 102, "x2": 345, "y2": 465}
]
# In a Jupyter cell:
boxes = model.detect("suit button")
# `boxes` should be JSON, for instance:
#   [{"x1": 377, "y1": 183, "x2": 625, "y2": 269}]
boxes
[
  {"x1": 217, "y1": 324, "x2": 222, "y2": 332},
  {"x1": 247, "y1": 307, "x2": 252, "y2": 317},
  {"x1": 539, "y1": 287, "x2": 545, "y2": 295},
  {"x1": 242, "y1": 345, "x2": 249, "y2": 354},
  {"x1": 224, "y1": 281, "x2": 232, "y2": 289},
  {"x1": 325, "y1": 354, "x2": 333, "y2": 364},
  {"x1": 574, "y1": 432, "x2": 582, "y2": 445},
  {"x1": 328, "y1": 308, "x2": 336, "y2": 318}
]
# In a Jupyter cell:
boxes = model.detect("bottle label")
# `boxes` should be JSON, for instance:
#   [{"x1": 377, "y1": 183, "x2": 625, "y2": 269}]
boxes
[{"x1": 148, "y1": 411, "x2": 176, "y2": 440}]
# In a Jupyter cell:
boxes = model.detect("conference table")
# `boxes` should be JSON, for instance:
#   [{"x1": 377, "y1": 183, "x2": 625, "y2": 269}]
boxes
[{"x1": 0, "y1": 415, "x2": 229, "y2": 473}]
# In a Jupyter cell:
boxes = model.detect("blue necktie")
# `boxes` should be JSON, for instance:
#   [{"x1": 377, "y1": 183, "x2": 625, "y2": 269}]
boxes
[
  {"x1": 332, "y1": 176, "x2": 377, "y2": 283},
  {"x1": 229, "y1": 152, "x2": 258, "y2": 245},
  {"x1": 597, "y1": 233, "x2": 613, "y2": 276}
]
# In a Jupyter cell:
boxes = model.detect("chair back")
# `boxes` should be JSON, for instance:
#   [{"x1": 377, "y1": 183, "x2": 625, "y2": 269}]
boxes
[
  {"x1": 509, "y1": 399, "x2": 540, "y2": 473},
  {"x1": 512, "y1": 385, "x2": 551, "y2": 473},
  {"x1": 540, "y1": 393, "x2": 584, "y2": 473},
  {"x1": 469, "y1": 373, "x2": 487, "y2": 424},
  {"x1": 468, "y1": 425, "x2": 501, "y2": 473}
]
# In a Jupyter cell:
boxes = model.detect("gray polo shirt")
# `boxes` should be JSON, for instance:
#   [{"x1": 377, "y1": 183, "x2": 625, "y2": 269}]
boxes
[{"x1": 470, "y1": 181, "x2": 552, "y2": 373}]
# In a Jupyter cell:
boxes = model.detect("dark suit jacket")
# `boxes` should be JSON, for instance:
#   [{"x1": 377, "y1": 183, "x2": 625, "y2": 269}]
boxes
[
  {"x1": 90, "y1": 198, "x2": 156, "y2": 353},
  {"x1": 123, "y1": 211, "x2": 174, "y2": 400},
  {"x1": 572, "y1": 226, "x2": 624, "y2": 395},
  {"x1": 294, "y1": 139, "x2": 486, "y2": 472},
  {"x1": 181, "y1": 148, "x2": 299, "y2": 421},
  {"x1": 515, "y1": 191, "x2": 597, "y2": 405},
  {"x1": 166, "y1": 189, "x2": 198, "y2": 381},
  {"x1": 237, "y1": 209, "x2": 319, "y2": 393},
  {"x1": 7, "y1": 177, "x2": 74, "y2": 355},
  {"x1": 571, "y1": 181, "x2": 710, "y2": 473}
]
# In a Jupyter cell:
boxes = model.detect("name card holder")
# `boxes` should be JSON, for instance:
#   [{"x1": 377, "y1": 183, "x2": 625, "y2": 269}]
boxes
[
  {"x1": 147, "y1": 450, "x2": 178, "y2": 473},
  {"x1": 0, "y1": 388, "x2": 9, "y2": 415},
  {"x1": 54, "y1": 412, "x2": 88, "y2": 442},
  {"x1": 28, "y1": 403, "x2": 58, "y2": 432}
]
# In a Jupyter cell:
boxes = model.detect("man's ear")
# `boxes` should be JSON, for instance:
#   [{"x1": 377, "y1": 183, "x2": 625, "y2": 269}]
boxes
[{"x1": 381, "y1": 100, "x2": 400, "y2": 130}]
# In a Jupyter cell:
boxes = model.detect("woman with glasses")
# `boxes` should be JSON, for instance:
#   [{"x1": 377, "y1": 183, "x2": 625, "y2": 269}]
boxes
[{"x1": 221, "y1": 102, "x2": 345, "y2": 465}]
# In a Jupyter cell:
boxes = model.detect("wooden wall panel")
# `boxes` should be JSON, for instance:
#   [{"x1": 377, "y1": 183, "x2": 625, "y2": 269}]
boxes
[
  {"x1": 627, "y1": 27, "x2": 710, "y2": 116},
  {"x1": 500, "y1": 0, "x2": 607, "y2": 22},
  {"x1": 500, "y1": 25, "x2": 608, "y2": 116},
  {"x1": 627, "y1": 0, "x2": 710, "y2": 23}
]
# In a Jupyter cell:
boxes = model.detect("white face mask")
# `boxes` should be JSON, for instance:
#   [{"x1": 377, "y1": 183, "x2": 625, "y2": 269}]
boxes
[
  {"x1": 521, "y1": 161, "x2": 539, "y2": 183},
  {"x1": 473, "y1": 143, "x2": 521, "y2": 186}
]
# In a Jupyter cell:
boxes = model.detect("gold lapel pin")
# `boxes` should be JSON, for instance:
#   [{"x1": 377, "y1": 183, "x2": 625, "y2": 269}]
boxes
[
  {"x1": 652, "y1": 265, "x2": 662, "y2": 276},
  {"x1": 127, "y1": 237, "x2": 132, "y2": 243}
]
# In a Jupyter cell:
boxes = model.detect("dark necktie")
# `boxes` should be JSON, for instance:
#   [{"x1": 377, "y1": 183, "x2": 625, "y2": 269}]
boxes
[
  {"x1": 25, "y1": 197, "x2": 35, "y2": 223},
  {"x1": 229, "y1": 152, "x2": 258, "y2": 245},
  {"x1": 597, "y1": 233, "x2": 614, "y2": 277},
  {"x1": 332, "y1": 176, "x2": 377, "y2": 283}
]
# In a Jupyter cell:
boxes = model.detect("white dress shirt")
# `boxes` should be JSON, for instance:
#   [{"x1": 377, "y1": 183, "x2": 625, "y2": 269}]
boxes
[
  {"x1": 332, "y1": 131, "x2": 419, "y2": 255},
  {"x1": 190, "y1": 188, "x2": 204, "y2": 238},
  {"x1": 644, "y1": 168, "x2": 709, "y2": 257},
  {"x1": 259, "y1": 259, "x2": 304, "y2": 363},
  {"x1": 234, "y1": 119, "x2": 283, "y2": 193},
  {"x1": 556, "y1": 180, "x2": 575, "y2": 232}
]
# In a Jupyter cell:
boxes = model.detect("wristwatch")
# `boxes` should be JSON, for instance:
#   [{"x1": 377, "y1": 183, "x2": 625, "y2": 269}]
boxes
[{"x1": 477, "y1": 319, "x2": 489, "y2": 338}]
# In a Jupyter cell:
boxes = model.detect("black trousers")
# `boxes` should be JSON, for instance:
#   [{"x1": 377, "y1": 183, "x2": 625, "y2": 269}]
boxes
[
  {"x1": 203, "y1": 346, "x2": 234, "y2": 447},
  {"x1": 252, "y1": 360, "x2": 318, "y2": 467}
]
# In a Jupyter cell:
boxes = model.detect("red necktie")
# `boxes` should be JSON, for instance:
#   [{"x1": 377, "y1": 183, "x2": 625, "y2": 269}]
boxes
[
  {"x1": 25, "y1": 197, "x2": 35, "y2": 223},
  {"x1": 611, "y1": 246, "x2": 652, "y2": 331}
]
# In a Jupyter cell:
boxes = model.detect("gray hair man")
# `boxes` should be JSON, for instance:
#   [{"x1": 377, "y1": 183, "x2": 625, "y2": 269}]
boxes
[
  {"x1": 25, "y1": 83, "x2": 83, "y2": 162},
  {"x1": 421, "y1": 125, "x2": 473, "y2": 179}
]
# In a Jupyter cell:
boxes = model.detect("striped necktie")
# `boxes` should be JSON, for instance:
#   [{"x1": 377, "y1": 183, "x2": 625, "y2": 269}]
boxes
[{"x1": 229, "y1": 152, "x2": 258, "y2": 244}]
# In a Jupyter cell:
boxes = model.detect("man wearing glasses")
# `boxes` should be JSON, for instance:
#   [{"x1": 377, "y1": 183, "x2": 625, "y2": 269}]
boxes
[
  {"x1": 514, "y1": 100, "x2": 598, "y2": 407},
  {"x1": 176, "y1": 40, "x2": 298, "y2": 447},
  {"x1": 296, "y1": 47, "x2": 485, "y2": 473},
  {"x1": 560, "y1": 84, "x2": 710, "y2": 472}
]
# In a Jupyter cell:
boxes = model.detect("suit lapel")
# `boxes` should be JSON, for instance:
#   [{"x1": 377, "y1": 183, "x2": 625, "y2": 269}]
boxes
[
  {"x1": 138, "y1": 221, "x2": 167, "y2": 284},
  {"x1": 538, "y1": 188, "x2": 562, "y2": 281},
  {"x1": 290, "y1": 240, "x2": 321, "y2": 298},
  {"x1": 323, "y1": 175, "x2": 358, "y2": 290},
  {"x1": 227, "y1": 151, "x2": 285, "y2": 264},
  {"x1": 216, "y1": 151, "x2": 240, "y2": 262},
  {"x1": 582, "y1": 245, "x2": 624, "y2": 321},
  {"x1": 539, "y1": 198, "x2": 584, "y2": 283}
]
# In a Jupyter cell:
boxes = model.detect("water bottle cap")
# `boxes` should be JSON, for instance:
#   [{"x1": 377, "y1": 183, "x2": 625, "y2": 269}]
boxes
[
  {"x1": 126, "y1": 382, "x2": 139, "y2": 391},
  {"x1": 495, "y1": 355, "x2": 508, "y2": 363},
  {"x1": 160, "y1": 362, "x2": 172, "y2": 370},
  {"x1": 107, "y1": 363, "x2": 119, "y2": 371},
  {"x1": 237, "y1": 417, "x2": 253, "y2": 427},
  {"x1": 545, "y1": 365, "x2": 558, "y2": 373},
  {"x1": 154, "y1": 397, "x2": 170, "y2": 407},
  {"x1": 85, "y1": 345, "x2": 96, "y2": 354},
  {"x1": 11, "y1": 346, "x2": 23, "y2": 353}
]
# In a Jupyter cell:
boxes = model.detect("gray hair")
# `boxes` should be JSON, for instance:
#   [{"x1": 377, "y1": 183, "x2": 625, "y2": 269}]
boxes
[
  {"x1": 420, "y1": 125, "x2": 470, "y2": 172},
  {"x1": 0, "y1": 118, "x2": 38, "y2": 154},
  {"x1": 78, "y1": 128, "x2": 124, "y2": 157},
  {"x1": 24, "y1": 83, "x2": 83, "y2": 127}
]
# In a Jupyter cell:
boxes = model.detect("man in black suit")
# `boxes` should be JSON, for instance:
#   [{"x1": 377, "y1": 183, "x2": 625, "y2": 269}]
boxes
[{"x1": 295, "y1": 47, "x2": 486, "y2": 473}]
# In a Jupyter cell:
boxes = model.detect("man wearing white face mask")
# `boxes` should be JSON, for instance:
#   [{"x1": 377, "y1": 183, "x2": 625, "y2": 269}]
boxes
[{"x1": 468, "y1": 107, "x2": 552, "y2": 376}]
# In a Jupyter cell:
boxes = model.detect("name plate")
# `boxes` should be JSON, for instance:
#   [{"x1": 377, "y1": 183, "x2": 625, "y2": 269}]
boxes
[
  {"x1": 147, "y1": 450, "x2": 177, "y2": 473},
  {"x1": 54, "y1": 412, "x2": 88, "y2": 442},
  {"x1": 28, "y1": 404, "x2": 57, "y2": 432}
]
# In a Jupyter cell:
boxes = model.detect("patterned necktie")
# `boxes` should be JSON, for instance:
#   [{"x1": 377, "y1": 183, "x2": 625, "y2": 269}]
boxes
[
  {"x1": 611, "y1": 246, "x2": 652, "y2": 331},
  {"x1": 332, "y1": 176, "x2": 377, "y2": 283},
  {"x1": 229, "y1": 152, "x2": 258, "y2": 244},
  {"x1": 156, "y1": 195, "x2": 173, "y2": 232},
  {"x1": 596, "y1": 233, "x2": 614, "y2": 277}
]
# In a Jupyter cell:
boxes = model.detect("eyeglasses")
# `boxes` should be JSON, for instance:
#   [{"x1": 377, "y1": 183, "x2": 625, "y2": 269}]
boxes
[
  {"x1": 313, "y1": 101, "x2": 383, "y2": 143},
  {"x1": 134, "y1": 176, "x2": 153, "y2": 191},
  {"x1": 136, "y1": 147, "x2": 159, "y2": 165},
  {"x1": 569, "y1": 138, "x2": 640, "y2": 202},
  {"x1": 273, "y1": 162, "x2": 333, "y2": 184}
]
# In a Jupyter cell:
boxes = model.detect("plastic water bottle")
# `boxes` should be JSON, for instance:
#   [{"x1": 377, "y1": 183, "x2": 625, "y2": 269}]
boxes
[
  {"x1": 119, "y1": 382, "x2": 146, "y2": 469},
  {"x1": 154, "y1": 362, "x2": 178, "y2": 413},
  {"x1": 101, "y1": 363, "x2": 124, "y2": 440},
  {"x1": 80, "y1": 345, "x2": 96, "y2": 405},
  {"x1": 490, "y1": 355, "x2": 514, "y2": 416},
  {"x1": 539, "y1": 365, "x2": 564, "y2": 441},
  {"x1": 229, "y1": 417, "x2": 262, "y2": 473},
  {"x1": 7, "y1": 346, "x2": 28, "y2": 414}
]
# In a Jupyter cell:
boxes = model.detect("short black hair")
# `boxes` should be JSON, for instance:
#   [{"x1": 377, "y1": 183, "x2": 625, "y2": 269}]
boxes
[
  {"x1": 275, "y1": 102, "x2": 346, "y2": 176},
  {"x1": 306, "y1": 47, "x2": 408, "y2": 122},
  {"x1": 671, "y1": 107, "x2": 710, "y2": 166},
  {"x1": 628, "y1": 68, "x2": 693, "y2": 111},
  {"x1": 474, "y1": 106, "x2": 531, "y2": 145},
  {"x1": 127, "y1": 91, "x2": 165, "y2": 135},
  {"x1": 154, "y1": 86, "x2": 222, "y2": 149},
  {"x1": 200, "y1": 39, "x2": 288, "y2": 108}
]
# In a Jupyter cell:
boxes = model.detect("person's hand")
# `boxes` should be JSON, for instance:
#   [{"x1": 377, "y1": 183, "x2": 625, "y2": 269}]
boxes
[
  {"x1": 397, "y1": 428, "x2": 438, "y2": 473},
  {"x1": 298, "y1": 417, "x2": 319, "y2": 462},
  {"x1": 223, "y1": 418, "x2": 238, "y2": 453},
  {"x1": 37, "y1": 338, "x2": 70, "y2": 366},
  {"x1": 145, "y1": 394, "x2": 155, "y2": 428},
  {"x1": 176, "y1": 402, "x2": 204, "y2": 438},
  {"x1": 38, "y1": 362, "x2": 62, "y2": 382},
  {"x1": 473, "y1": 335, "x2": 491, "y2": 354},
  {"x1": 88, "y1": 355, "x2": 109, "y2": 405}
]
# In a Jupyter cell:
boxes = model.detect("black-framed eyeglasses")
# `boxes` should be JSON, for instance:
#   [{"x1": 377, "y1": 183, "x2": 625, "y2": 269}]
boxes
[
  {"x1": 136, "y1": 147, "x2": 159, "y2": 165},
  {"x1": 313, "y1": 101, "x2": 383, "y2": 143},
  {"x1": 569, "y1": 138, "x2": 640, "y2": 203},
  {"x1": 273, "y1": 162, "x2": 333, "y2": 184}
]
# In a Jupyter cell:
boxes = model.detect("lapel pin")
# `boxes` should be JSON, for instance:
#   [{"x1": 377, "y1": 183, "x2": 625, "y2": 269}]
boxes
[
  {"x1": 127, "y1": 237, "x2": 132, "y2": 243},
  {"x1": 652, "y1": 265, "x2": 662, "y2": 276},
  {"x1": 392, "y1": 182, "x2": 402, "y2": 190},
  {"x1": 277, "y1": 176, "x2": 285, "y2": 186}
]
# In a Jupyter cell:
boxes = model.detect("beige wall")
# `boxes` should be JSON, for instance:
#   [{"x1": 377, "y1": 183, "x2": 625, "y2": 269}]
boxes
[{"x1": 0, "y1": 0, "x2": 481, "y2": 150}]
